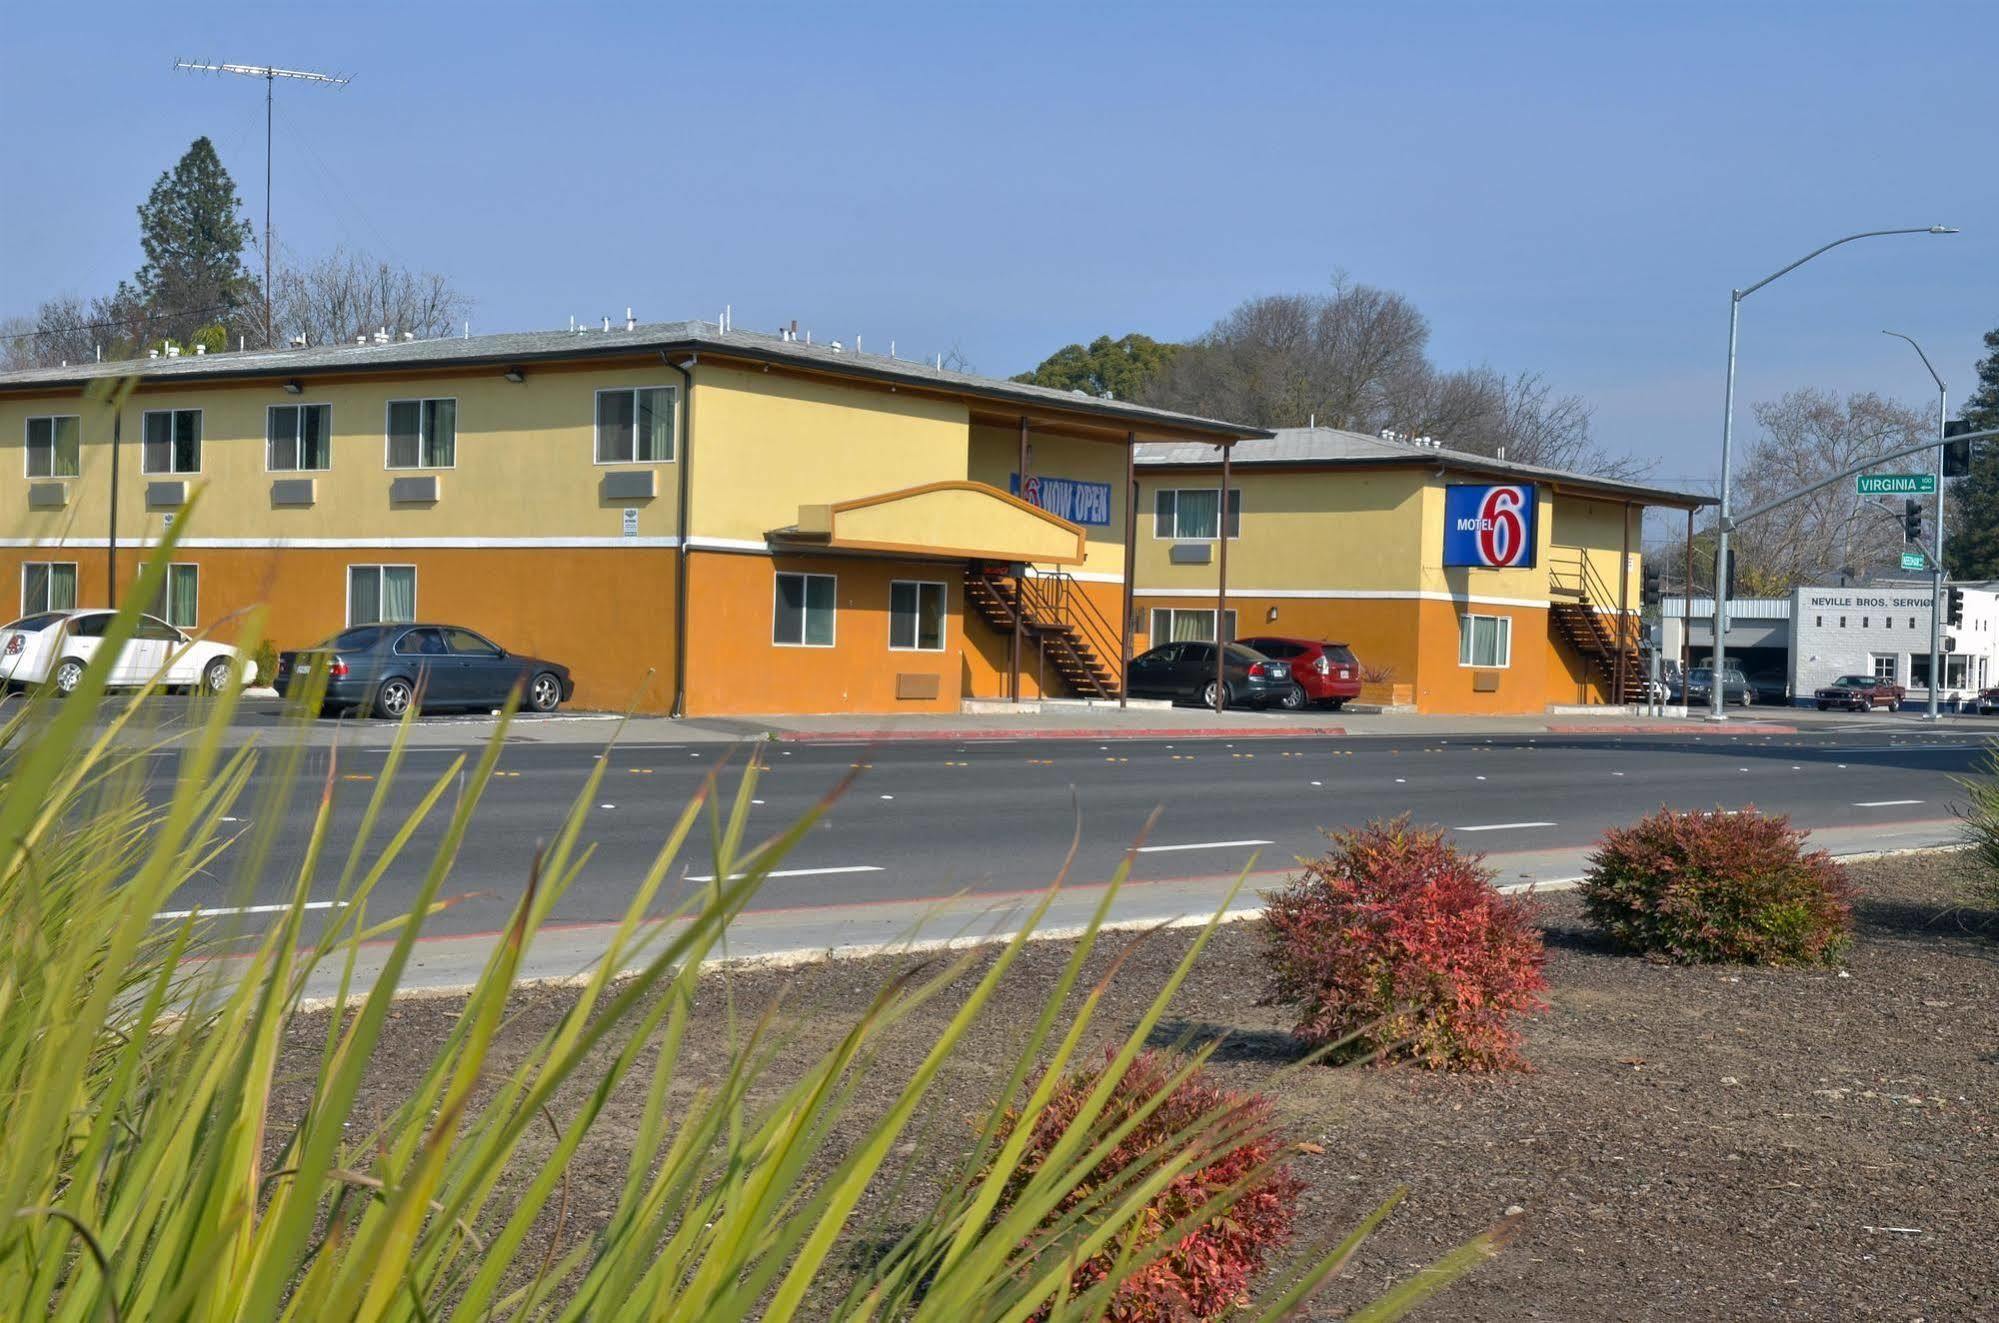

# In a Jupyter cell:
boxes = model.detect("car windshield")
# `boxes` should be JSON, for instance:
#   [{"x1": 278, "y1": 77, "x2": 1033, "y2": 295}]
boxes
[{"x1": 1835, "y1": 676, "x2": 1873, "y2": 686}]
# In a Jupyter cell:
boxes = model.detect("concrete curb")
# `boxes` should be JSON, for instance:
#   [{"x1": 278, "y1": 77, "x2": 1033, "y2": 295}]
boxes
[
  {"x1": 773, "y1": 725, "x2": 1348, "y2": 743},
  {"x1": 1544, "y1": 721, "x2": 1798, "y2": 735}
]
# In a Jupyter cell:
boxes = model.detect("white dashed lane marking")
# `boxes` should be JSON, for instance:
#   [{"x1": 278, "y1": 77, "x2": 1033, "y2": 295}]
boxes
[
  {"x1": 685, "y1": 864, "x2": 885, "y2": 882},
  {"x1": 1134, "y1": 839, "x2": 1275, "y2": 854},
  {"x1": 1852, "y1": 799, "x2": 1924, "y2": 808},
  {"x1": 156, "y1": 900, "x2": 348, "y2": 921},
  {"x1": 1455, "y1": 821, "x2": 1559, "y2": 833}
]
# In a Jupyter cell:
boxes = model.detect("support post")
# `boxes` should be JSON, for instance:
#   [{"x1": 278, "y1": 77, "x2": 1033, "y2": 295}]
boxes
[
  {"x1": 1928, "y1": 383, "x2": 1946, "y2": 718},
  {"x1": 1011, "y1": 416, "x2": 1027, "y2": 702},
  {"x1": 1682, "y1": 505, "x2": 1693, "y2": 685},
  {"x1": 1120, "y1": 431, "x2": 1136, "y2": 709},
  {"x1": 1616, "y1": 502, "x2": 1632, "y2": 706},
  {"x1": 1711, "y1": 292, "x2": 1741, "y2": 721},
  {"x1": 1214, "y1": 442, "x2": 1232, "y2": 713},
  {"x1": 108, "y1": 403, "x2": 121, "y2": 608}
]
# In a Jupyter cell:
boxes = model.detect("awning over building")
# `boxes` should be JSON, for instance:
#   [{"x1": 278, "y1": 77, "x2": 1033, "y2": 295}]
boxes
[{"x1": 778, "y1": 480, "x2": 1086, "y2": 565}]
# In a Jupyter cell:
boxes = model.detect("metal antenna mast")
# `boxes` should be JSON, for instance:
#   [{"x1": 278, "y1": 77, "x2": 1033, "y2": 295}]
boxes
[{"x1": 172, "y1": 59, "x2": 351, "y2": 348}]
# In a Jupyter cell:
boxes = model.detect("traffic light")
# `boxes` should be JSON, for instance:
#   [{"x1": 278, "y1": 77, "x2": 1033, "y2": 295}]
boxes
[
  {"x1": 1721, "y1": 546, "x2": 1738, "y2": 600},
  {"x1": 1904, "y1": 498, "x2": 1924, "y2": 542},
  {"x1": 1944, "y1": 419, "x2": 1974, "y2": 478},
  {"x1": 1947, "y1": 586, "x2": 1965, "y2": 627},
  {"x1": 1642, "y1": 563, "x2": 1662, "y2": 608}
]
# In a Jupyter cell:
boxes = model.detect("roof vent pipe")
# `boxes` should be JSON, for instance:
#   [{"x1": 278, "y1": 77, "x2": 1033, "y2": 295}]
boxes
[
  {"x1": 195, "y1": 343, "x2": 206, "y2": 355},
  {"x1": 626, "y1": 307, "x2": 635, "y2": 331},
  {"x1": 165, "y1": 344, "x2": 180, "y2": 357},
  {"x1": 602, "y1": 316, "x2": 611, "y2": 332},
  {"x1": 148, "y1": 349, "x2": 160, "y2": 359}
]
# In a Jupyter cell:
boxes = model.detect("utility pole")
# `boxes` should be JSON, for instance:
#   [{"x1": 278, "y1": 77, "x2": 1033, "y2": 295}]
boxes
[
  {"x1": 173, "y1": 59, "x2": 351, "y2": 347},
  {"x1": 1883, "y1": 332, "x2": 1948, "y2": 719}
]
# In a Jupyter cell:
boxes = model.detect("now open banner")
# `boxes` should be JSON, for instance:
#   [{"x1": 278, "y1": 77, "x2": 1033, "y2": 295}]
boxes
[{"x1": 1442, "y1": 484, "x2": 1537, "y2": 568}]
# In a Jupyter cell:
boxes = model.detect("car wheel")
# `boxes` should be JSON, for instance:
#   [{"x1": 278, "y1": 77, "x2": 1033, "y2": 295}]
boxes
[
  {"x1": 1816, "y1": 701, "x2": 1829, "y2": 711},
  {"x1": 1200, "y1": 680, "x2": 1226, "y2": 710},
  {"x1": 373, "y1": 677, "x2": 416, "y2": 720},
  {"x1": 201, "y1": 657, "x2": 234, "y2": 696},
  {"x1": 51, "y1": 658, "x2": 86, "y2": 696},
  {"x1": 1278, "y1": 684, "x2": 1306, "y2": 711},
  {"x1": 527, "y1": 672, "x2": 563, "y2": 713}
]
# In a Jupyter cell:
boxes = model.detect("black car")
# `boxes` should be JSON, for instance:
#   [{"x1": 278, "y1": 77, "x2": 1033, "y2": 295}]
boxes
[
  {"x1": 1124, "y1": 641, "x2": 1297, "y2": 709},
  {"x1": 276, "y1": 623, "x2": 575, "y2": 718},
  {"x1": 1670, "y1": 666, "x2": 1752, "y2": 708}
]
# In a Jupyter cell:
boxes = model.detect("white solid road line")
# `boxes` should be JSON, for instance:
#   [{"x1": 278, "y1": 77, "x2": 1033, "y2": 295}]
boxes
[
  {"x1": 685, "y1": 864, "x2": 885, "y2": 882},
  {"x1": 1455, "y1": 821, "x2": 1559, "y2": 833},
  {"x1": 1134, "y1": 839, "x2": 1275, "y2": 854},
  {"x1": 155, "y1": 900, "x2": 349, "y2": 921},
  {"x1": 1853, "y1": 799, "x2": 1925, "y2": 808}
]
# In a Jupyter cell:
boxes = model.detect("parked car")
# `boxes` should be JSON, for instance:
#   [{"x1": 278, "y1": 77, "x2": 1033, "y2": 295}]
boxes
[
  {"x1": 1814, "y1": 674, "x2": 1905, "y2": 712},
  {"x1": 1745, "y1": 673, "x2": 1791, "y2": 706},
  {"x1": 1124, "y1": 641, "x2": 1296, "y2": 709},
  {"x1": 1671, "y1": 666, "x2": 1752, "y2": 708},
  {"x1": 1234, "y1": 637, "x2": 1363, "y2": 710},
  {"x1": 0, "y1": 608, "x2": 240, "y2": 696},
  {"x1": 276, "y1": 623, "x2": 574, "y2": 718},
  {"x1": 1975, "y1": 687, "x2": 1999, "y2": 716}
]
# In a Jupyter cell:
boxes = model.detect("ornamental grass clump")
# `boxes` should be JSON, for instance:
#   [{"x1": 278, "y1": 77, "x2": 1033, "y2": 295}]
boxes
[
  {"x1": 1259, "y1": 819, "x2": 1548, "y2": 1071},
  {"x1": 1581, "y1": 806, "x2": 1853, "y2": 965},
  {"x1": 1954, "y1": 750, "x2": 1999, "y2": 911},
  {"x1": 983, "y1": 1049, "x2": 1303, "y2": 1323}
]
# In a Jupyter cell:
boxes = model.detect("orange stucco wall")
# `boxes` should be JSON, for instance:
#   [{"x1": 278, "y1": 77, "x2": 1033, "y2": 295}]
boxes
[
  {"x1": 0, "y1": 545, "x2": 678, "y2": 714},
  {"x1": 962, "y1": 575, "x2": 1127, "y2": 701}
]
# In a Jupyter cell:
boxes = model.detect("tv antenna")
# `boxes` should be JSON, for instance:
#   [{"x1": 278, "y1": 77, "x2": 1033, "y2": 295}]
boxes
[{"x1": 173, "y1": 60, "x2": 352, "y2": 348}]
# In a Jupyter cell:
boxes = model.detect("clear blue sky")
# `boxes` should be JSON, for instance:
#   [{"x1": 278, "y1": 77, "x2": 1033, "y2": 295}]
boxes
[{"x1": 4, "y1": 1, "x2": 1993, "y2": 486}]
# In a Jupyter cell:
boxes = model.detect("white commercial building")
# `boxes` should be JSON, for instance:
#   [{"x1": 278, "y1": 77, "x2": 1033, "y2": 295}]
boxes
[{"x1": 1790, "y1": 581, "x2": 1999, "y2": 704}]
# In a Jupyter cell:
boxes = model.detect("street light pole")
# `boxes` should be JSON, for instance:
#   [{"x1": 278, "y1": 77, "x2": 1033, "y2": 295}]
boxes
[
  {"x1": 1708, "y1": 226, "x2": 1958, "y2": 721},
  {"x1": 1883, "y1": 330, "x2": 1947, "y2": 719}
]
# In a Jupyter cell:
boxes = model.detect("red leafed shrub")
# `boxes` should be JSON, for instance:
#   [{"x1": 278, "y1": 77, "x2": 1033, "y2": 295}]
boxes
[
  {"x1": 1581, "y1": 807, "x2": 1853, "y2": 965},
  {"x1": 987, "y1": 1049, "x2": 1303, "y2": 1322},
  {"x1": 1258, "y1": 818, "x2": 1548, "y2": 1071}
]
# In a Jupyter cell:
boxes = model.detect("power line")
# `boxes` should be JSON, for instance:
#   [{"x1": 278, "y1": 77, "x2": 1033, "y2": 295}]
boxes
[{"x1": 1, "y1": 300, "x2": 245, "y2": 343}]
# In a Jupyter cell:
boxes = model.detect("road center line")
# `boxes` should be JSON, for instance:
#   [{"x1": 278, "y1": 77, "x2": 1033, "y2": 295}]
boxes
[
  {"x1": 1454, "y1": 821, "x2": 1559, "y2": 833},
  {"x1": 685, "y1": 864, "x2": 885, "y2": 882},
  {"x1": 1134, "y1": 839, "x2": 1275, "y2": 854},
  {"x1": 1853, "y1": 799, "x2": 1924, "y2": 808},
  {"x1": 155, "y1": 900, "x2": 349, "y2": 921}
]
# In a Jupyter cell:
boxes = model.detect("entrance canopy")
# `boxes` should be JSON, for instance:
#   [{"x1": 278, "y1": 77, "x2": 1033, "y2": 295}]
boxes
[{"x1": 778, "y1": 481, "x2": 1086, "y2": 565}]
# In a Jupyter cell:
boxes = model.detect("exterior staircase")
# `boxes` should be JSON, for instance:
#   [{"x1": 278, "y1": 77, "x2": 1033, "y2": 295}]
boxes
[
  {"x1": 963, "y1": 565, "x2": 1122, "y2": 700},
  {"x1": 1547, "y1": 553, "x2": 1643, "y2": 702}
]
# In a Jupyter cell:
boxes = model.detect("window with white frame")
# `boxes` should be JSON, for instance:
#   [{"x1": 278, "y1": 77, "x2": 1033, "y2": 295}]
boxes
[
  {"x1": 1459, "y1": 614, "x2": 1512, "y2": 668},
  {"x1": 773, "y1": 572, "x2": 835, "y2": 647},
  {"x1": 136, "y1": 563, "x2": 200, "y2": 629},
  {"x1": 348, "y1": 565, "x2": 417, "y2": 626},
  {"x1": 889, "y1": 580, "x2": 946, "y2": 651},
  {"x1": 1871, "y1": 653, "x2": 1898, "y2": 683},
  {"x1": 1148, "y1": 607, "x2": 1237, "y2": 644},
  {"x1": 268, "y1": 404, "x2": 332, "y2": 471},
  {"x1": 1152, "y1": 488, "x2": 1241, "y2": 540},
  {"x1": 25, "y1": 416, "x2": 81, "y2": 478},
  {"x1": 386, "y1": 398, "x2": 456, "y2": 469},
  {"x1": 595, "y1": 387, "x2": 675, "y2": 463},
  {"x1": 142, "y1": 409, "x2": 202, "y2": 474},
  {"x1": 21, "y1": 562, "x2": 77, "y2": 615}
]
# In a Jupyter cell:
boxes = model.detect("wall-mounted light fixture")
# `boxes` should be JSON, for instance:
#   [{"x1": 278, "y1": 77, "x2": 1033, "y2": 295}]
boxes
[
  {"x1": 281, "y1": 379, "x2": 303, "y2": 395},
  {"x1": 1266, "y1": 606, "x2": 1279, "y2": 622},
  {"x1": 503, "y1": 367, "x2": 525, "y2": 383}
]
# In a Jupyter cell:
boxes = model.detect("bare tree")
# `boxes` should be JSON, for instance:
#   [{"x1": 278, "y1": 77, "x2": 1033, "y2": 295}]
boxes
[
  {"x1": 271, "y1": 247, "x2": 473, "y2": 346},
  {"x1": 1721, "y1": 388, "x2": 1931, "y2": 593},
  {"x1": 2, "y1": 290, "x2": 158, "y2": 370},
  {"x1": 1405, "y1": 368, "x2": 1649, "y2": 479}
]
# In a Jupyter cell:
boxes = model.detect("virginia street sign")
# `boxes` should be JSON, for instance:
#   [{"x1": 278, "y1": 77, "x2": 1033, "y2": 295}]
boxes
[
  {"x1": 1858, "y1": 473, "x2": 1937, "y2": 495},
  {"x1": 1901, "y1": 551, "x2": 1928, "y2": 572}
]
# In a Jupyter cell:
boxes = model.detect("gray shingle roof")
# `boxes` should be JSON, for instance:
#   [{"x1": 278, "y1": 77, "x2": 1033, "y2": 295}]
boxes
[
  {"x1": 1135, "y1": 426, "x2": 1709, "y2": 508},
  {"x1": 0, "y1": 320, "x2": 1267, "y2": 442}
]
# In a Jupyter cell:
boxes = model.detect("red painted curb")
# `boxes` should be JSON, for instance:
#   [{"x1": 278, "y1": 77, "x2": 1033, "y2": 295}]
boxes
[{"x1": 774, "y1": 726, "x2": 1348, "y2": 743}]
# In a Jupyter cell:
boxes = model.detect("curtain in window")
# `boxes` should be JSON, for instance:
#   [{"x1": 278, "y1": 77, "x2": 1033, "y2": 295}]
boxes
[
  {"x1": 144, "y1": 412, "x2": 173, "y2": 472},
  {"x1": 48, "y1": 563, "x2": 76, "y2": 610},
  {"x1": 426, "y1": 399, "x2": 456, "y2": 466},
  {"x1": 23, "y1": 564, "x2": 48, "y2": 613},
  {"x1": 168, "y1": 565, "x2": 198, "y2": 628},
  {"x1": 1154, "y1": 490, "x2": 1176, "y2": 538},
  {"x1": 1169, "y1": 610, "x2": 1214, "y2": 643},
  {"x1": 916, "y1": 583, "x2": 944, "y2": 649},
  {"x1": 388, "y1": 401, "x2": 422, "y2": 468},
  {"x1": 597, "y1": 390, "x2": 635, "y2": 462},
  {"x1": 348, "y1": 567, "x2": 381, "y2": 626},
  {"x1": 804, "y1": 575, "x2": 834, "y2": 645},
  {"x1": 1175, "y1": 489, "x2": 1219, "y2": 540},
  {"x1": 1460, "y1": 616, "x2": 1508, "y2": 667},
  {"x1": 637, "y1": 388, "x2": 672, "y2": 461},
  {"x1": 381, "y1": 567, "x2": 417, "y2": 622},
  {"x1": 174, "y1": 412, "x2": 200, "y2": 472},
  {"x1": 52, "y1": 416, "x2": 79, "y2": 476},
  {"x1": 300, "y1": 405, "x2": 330, "y2": 469},
  {"x1": 269, "y1": 406, "x2": 299, "y2": 470}
]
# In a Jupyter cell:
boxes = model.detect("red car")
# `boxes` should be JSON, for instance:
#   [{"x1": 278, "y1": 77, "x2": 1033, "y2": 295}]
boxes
[{"x1": 1235, "y1": 637, "x2": 1364, "y2": 710}]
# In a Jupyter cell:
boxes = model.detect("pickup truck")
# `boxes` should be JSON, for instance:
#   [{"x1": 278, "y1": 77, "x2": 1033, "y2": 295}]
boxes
[{"x1": 1813, "y1": 675, "x2": 1905, "y2": 711}]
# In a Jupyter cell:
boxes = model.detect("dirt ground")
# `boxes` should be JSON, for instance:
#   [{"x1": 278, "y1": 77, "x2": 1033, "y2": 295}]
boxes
[{"x1": 287, "y1": 852, "x2": 1999, "y2": 1321}]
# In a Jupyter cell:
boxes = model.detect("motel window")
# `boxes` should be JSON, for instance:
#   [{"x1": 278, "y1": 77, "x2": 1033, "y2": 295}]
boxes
[
  {"x1": 25, "y1": 416, "x2": 81, "y2": 478},
  {"x1": 348, "y1": 565, "x2": 417, "y2": 626},
  {"x1": 1148, "y1": 607, "x2": 1237, "y2": 644},
  {"x1": 595, "y1": 387, "x2": 675, "y2": 463},
  {"x1": 1153, "y1": 488, "x2": 1241, "y2": 540},
  {"x1": 142, "y1": 409, "x2": 202, "y2": 474},
  {"x1": 1871, "y1": 653, "x2": 1898, "y2": 683},
  {"x1": 889, "y1": 580, "x2": 946, "y2": 651},
  {"x1": 1459, "y1": 614, "x2": 1512, "y2": 668},
  {"x1": 268, "y1": 404, "x2": 332, "y2": 472},
  {"x1": 387, "y1": 398, "x2": 457, "y2": 469},
  {"x1": 21, "y1": 562, "x2": 78, "y2": 615},
  {"x1": 137, "y1": 563, "x2": 200, "y2": 630},
  {"x1": 773, "y1": 572, "x2": 835, "y2": 647}
]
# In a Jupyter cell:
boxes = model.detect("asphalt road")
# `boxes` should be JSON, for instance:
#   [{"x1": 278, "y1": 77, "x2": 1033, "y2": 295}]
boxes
[{"x1": 142, "y1": 721, "x2": 1989, "y2": 940}]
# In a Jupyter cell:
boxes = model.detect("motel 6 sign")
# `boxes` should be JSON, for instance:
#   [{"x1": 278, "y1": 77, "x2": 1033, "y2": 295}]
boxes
[{"x1": 1442, "y1": 484, "x2": 1538, "y2": 568}]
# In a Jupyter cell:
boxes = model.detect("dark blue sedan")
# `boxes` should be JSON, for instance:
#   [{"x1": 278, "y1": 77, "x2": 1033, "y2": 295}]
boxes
[{"x1": 276, "y1": 623, "x2": 575, "y2": 718}]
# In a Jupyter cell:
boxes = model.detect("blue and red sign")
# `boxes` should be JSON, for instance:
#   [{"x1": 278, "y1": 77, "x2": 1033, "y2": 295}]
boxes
[
  {"x1": 1009, "y1": 472, "x2": 1113, "y2": 527},
  {"x1": 1443, "y1": 484, "x2": 1536, "y2": 568}
]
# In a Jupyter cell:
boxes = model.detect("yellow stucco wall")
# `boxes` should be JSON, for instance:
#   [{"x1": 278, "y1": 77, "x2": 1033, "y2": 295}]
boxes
[
  {"x1": 827, "y1": 485, "x2": 1083, "y2": 563},
  {"x1": 0, "y1": 359, "x2": 686, "y2": 545},
  {"x1": 967, "y1": 425, "x2": 1130, "y2": 579},
  {"x1": 1136, "y1": 469, "x2": 1429, "y2": 593}
]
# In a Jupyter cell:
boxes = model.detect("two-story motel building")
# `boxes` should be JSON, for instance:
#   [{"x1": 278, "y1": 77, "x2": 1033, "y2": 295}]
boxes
[{"x1": 0, "y1": 324, "x2": 1702, "y2": 716}]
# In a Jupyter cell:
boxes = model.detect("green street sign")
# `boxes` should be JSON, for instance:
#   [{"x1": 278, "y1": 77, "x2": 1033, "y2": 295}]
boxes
[
  {"x1": 1901, "y1": 551, "x2": 1928, "y2": 571},
  {"x1": 1858, "y1": 473, "x2": 1937, "y2": 495}
]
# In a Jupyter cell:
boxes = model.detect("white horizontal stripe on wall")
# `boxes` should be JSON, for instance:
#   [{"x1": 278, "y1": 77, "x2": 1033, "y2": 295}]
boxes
[{"x1": 1132, "y1": 587, "x2": 1552, "y2": 609}]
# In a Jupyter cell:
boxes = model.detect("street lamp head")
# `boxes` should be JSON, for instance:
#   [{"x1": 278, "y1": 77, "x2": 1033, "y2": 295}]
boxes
[{"x1": 1929, "y1": 226, "x2": 1960, "y2": 234}]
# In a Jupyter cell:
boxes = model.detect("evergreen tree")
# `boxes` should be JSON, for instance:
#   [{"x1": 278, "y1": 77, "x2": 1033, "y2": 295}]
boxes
[
  {"x1": 132, "y1": 137, "x2": 259, "y2": 347},
  {"x1": 1012, "y1": 333, "x2": 1178, "y2": 401},
  {"x1": 1946, "y1": 327, "x2": 1999, "y2": 578}
]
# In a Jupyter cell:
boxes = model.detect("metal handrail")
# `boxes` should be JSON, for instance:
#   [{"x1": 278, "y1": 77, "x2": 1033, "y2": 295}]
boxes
[
  {"x1": 1019, "y1": 567, "x2": 1123, "y2": 694},
  {"x1": 1549, "y1": 551, "x2": 1639, "y2": 662}
]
